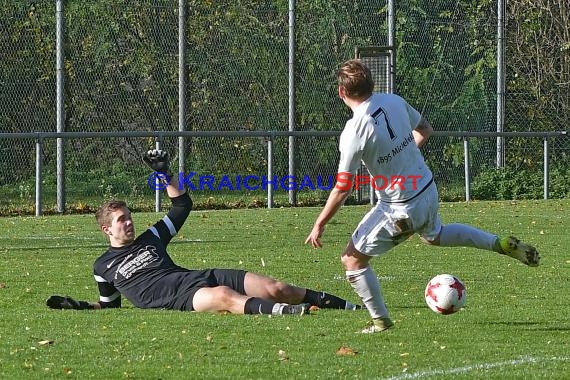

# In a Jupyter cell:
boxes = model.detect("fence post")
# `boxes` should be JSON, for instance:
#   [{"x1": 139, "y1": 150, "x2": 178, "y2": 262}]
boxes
[
  {"x1": 288, "y1": 0, "x2": 297, "y2": 206},
  {"x1": 543, "y1": 136, "x2": 549, "y2": 199},
  {"x1": 155, "y1": 136, "x2": 163, "y2": 212},
  {"x1": 267, "y1": 133, "x2": 274, "y2": 209},
  {"x1": 178, "y1": 0, "x2": 187, "y2": 175},
  {"x1": 496, "y1": 0, "x2": 506, "y2": 168},
  {"x1": 35, "y1": 137, "x2": 43, "y2": 216},
  {"x1": 463, "y1": 137, "x2": 470, "y2": 201},
  {"x1": 56, "y1": 0, "x2": 66, "y2": 213},
  {"x1": 387, "y1": 0, "x2": 396, "y2": 92}
]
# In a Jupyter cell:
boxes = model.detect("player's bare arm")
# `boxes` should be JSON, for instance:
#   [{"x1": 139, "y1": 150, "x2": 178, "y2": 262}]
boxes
[
  {"x1": 305, "y1": 178, "x2": 352, "y2": 248},
  {"x1": 412, "y1": 116, "x2": 433, "y2": 148}
]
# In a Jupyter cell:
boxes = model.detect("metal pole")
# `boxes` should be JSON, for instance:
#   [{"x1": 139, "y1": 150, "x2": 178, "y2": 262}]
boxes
[
  {"x1": 387, "y1": 0, "x2": 395, "y2": 93},
  {"x1": 56, "y1": 0, "x2": 65, "y2": 212},
  {"x1": 496, "y1": 0, "x2": 506, "y2": 168},
  {"x1": 267, "y1": 134, "x2": 274, "y2": 209},
  {"x1": 178, "y1": 0, "x2": 187, "y2": 175},
  {"x1": 464, "y1": 138, "x2": 471, "y2": 201},
  {"x1": 288, "y1": 0, "x2": 297, "y2": 206},
  {"x1": 543, "y1": 137, "x2": 550, "y2": 199},
  {"x1": 35, "y1": 138, "x2": 43, "y2": 216},
  {"x1": 155, "y1": 138, "x2": 162, "y2": 212}
]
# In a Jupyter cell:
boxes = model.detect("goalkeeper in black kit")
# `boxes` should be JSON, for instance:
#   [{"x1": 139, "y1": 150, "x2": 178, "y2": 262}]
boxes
[{"x1": 47, "y1": 149, "x2": 361, "y2": 316}]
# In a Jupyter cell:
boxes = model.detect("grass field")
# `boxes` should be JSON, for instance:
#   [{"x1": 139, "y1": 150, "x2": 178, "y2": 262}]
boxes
[{"x1": 1, "y1": 199, "x2": 569, "y2": 379}]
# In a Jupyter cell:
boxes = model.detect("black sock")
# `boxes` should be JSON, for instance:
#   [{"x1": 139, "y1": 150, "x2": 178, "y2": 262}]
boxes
[
  {"x1": 243, "y1": 297, "x2": 276, "y2": 315},
  {"x1": 302, "y1": 289, "x2": 348, "y2": 309}
]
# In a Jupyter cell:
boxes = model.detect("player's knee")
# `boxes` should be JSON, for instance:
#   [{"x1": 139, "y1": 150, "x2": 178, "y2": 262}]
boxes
[
  {"x1": 340, "y1": 254, "x2": 367, "y2": 270},
  {"x1": 340, "y1": 254, "x2": 352, "y2": 269},
  {"x1": 340, "y1": 248, "x2": 365, "y2": 270},
  {"x1": 267, "y1": 281, "x2": 294, "y2": 299},
  {"x1": 215, "y1": 286, "x2": 238, "y2": 305}
]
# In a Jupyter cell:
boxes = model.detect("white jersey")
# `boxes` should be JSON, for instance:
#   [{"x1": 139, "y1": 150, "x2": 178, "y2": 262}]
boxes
[{"x1": 337, "y1": 93, "x2": 433, "y2": 203}]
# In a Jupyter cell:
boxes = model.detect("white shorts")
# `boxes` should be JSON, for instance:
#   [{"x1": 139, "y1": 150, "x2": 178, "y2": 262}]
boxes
[{"x1": 351, "y1": 182, "x2": 442, "y2": 256}]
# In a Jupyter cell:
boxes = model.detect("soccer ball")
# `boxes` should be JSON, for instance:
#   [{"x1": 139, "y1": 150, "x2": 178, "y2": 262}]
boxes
[{"x1": 424, "y1": 274, "x2": 466, "y2": 315}]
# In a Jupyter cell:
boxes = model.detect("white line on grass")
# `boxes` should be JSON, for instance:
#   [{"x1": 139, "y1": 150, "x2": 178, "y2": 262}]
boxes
[{"x1": 381, "y1": 355, "x2": 570, "y2": 380}]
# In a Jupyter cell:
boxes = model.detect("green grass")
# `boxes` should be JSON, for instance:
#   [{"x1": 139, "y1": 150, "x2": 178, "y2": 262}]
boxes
[{"x1": 1, "y1": 200, "x2": 569, "y2": 379}]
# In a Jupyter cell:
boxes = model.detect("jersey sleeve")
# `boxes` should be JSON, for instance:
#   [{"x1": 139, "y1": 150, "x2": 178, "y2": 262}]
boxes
[
  {"x1": 337, "y1": 121, "x2": 365, "y2": 175},
  {"x1": 147, "y1": 192, "x2": 193, "y2": 246},
  {"x1": 93, "y1": 272, "x2": 122, "y2": 308},
  {"x1": 405, "y1": 101, "x2": 422, "y2": 129}
]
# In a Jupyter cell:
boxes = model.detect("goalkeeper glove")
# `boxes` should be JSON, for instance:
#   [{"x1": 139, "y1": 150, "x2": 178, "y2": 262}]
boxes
[
  {"x1": 143, "y1": 149, "x2": 170, "y2": 174},
  {"x1": 46, "y1": 295, "x2": 94, "y2": 310}
]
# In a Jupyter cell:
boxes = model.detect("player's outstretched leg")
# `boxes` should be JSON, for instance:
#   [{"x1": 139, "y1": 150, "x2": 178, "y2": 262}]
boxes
[
  {"x1": 433, "y1": 224, "x2": 540, "y2": 267},
  {"x1": 302, "y1": 289, "x2": 363, "y2": 310},
  {"x1": 495, "y1": 236, "x2": 540, "y2": 267}
]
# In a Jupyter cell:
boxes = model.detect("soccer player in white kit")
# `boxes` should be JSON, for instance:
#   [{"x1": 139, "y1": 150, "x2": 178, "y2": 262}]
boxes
[{"x1": 305, "y1": 59, "x2": 540, "y2": 333}]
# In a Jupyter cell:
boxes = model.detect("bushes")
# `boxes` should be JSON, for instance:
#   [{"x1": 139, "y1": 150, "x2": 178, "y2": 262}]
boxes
[{"x1": 472, "y1": 165, "x2": 570, "y2": 200}]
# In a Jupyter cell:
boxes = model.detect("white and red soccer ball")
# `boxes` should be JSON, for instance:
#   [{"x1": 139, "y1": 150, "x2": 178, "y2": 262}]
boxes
[{"x1": 424, "y1": 274, "x2": 466, "y2": 315}]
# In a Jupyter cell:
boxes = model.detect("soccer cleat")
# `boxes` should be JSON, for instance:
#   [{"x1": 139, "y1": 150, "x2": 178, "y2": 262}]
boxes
[
  {"x1": 360, "y1": 317, "x2": 394, "y2": 334},
  {"x1": 497, "y1": 236, "x2": 540, "y2": 267},
  {"x1": 279, "y1": 303, "x2": 311, "y2": 316}
]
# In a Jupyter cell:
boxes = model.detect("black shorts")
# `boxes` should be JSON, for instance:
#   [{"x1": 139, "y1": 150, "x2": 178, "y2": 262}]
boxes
[{"x1": 171, "y1": 268, "x2": 247, "y2": 311}]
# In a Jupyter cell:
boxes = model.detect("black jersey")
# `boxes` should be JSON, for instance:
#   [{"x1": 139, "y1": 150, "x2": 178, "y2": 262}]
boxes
[{"x1": 93, "y1": 193, "x2": 196, "y2": 309}]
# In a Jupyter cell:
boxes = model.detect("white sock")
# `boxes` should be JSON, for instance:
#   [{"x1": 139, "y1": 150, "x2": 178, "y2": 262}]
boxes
[
  {"x1": 345, "y1": 301, "x2": 358, "y2": 310},
  {"x1": 438, "y1": 223, "x2": 498, "y2": 251},
  {"x1": 346, "y1": 266, "x2": 389, "y2": 319}
]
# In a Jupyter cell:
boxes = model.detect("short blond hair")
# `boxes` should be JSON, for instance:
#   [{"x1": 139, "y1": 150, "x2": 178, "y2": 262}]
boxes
[{"x1": 95, "y1": 199, "x2": 128, "y2": 227}]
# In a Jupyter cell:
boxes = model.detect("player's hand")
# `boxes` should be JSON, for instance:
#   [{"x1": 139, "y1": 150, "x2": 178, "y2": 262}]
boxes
[
  {"x1": 143, "y1": 149, "x2": 170, "y2": 173},
  {"x1": 305, "y1": 225, "x2": 324, "y2": 249},
  {"x1": 46, "y1": 295, "x2": 92, "y2": 310}
]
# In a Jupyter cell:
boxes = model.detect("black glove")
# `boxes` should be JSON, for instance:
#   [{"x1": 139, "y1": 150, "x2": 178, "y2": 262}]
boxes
[
  {"x1": 46, "y1": 295, "x2": 93, "y2": 310},
  {"x1": 143, "y1": 149, "x2": 170, "y2": 174}
]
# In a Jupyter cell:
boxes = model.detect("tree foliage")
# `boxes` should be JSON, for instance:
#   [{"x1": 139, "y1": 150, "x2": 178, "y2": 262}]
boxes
[{"x1": 0, "y1": 0, "x2": 567, "y2": 199}]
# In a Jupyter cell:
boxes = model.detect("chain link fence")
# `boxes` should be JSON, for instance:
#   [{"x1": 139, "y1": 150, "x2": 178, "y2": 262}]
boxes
[{"x1": 1, "y1": 1, "x2": 568, "y2": 214}]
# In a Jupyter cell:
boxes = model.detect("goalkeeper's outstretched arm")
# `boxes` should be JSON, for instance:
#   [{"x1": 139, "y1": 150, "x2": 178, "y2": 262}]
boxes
[{"x1": 47, "y1": 280, "x2": 122, "y2": 310}]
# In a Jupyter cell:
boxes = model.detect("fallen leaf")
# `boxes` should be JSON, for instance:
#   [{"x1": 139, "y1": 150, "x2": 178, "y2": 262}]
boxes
[
  {"x1": 336, "y1": 346, "x2": 357, "y2": 356},
  {"x1": 277, "y1": 349, "x2": 289, "y2": 361}
]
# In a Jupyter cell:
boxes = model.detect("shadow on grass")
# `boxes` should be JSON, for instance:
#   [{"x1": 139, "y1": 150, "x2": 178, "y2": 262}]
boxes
[
  {"x1": 5, "y1": 244, "x2": 108, "y2": 251},
  {"x1": 5, "y1": 239, "x2": 214, "y2": 252},
  {"x1": 481, "y1": 320, "x2": 570, "y2": 331},
  {"x1": 394, "y1": 305, "x2": 427, "y2": 310}
]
